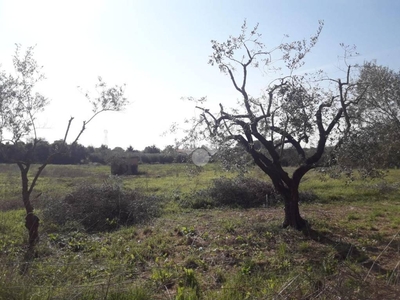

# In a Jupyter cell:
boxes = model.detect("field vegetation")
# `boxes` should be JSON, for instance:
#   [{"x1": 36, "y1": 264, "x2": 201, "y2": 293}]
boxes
[{"x1": 1, "y1": 163, "x2": 399, "y2": 299}]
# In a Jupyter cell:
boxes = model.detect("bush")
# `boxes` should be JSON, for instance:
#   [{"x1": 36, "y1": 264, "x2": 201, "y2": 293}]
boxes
[
  {"x1": 160, "y1": 154, "x2": 175, "y2": 164},
  {"x1": 181, "y1": 177, "x2": 276, "y2": 209},
  {"x1": 88, "y1": 153, "x2": 106, "y2": 164},
  {"x1": 180, "y1": 177, "x2": 319, "y2": 209},
  {"x1": 180, "y1": 189, "x2": 215, "y2": 209},
  {"x1": 111, "y1": 158, "x2": 138, "y2": 175},
  {"x1": 209, "y1": 177, "x2": 276, "y2": 208},
  {"x1": 299, "y1": 190, "x2": 319, "y2": 203},
  {"x1": 138, "y1": 153, "x2": 188, "y2": 164},
  {"x1": 42, "y1": 176, "x2": 162, "y2": 232}
]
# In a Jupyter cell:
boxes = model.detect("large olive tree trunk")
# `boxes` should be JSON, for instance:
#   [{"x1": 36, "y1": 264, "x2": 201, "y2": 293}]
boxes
[
  {"x1": 282, "y1": 187, "x2": 307, "y2": 230},
  {"x1": 269, "y1": 171, "x2": 308, "y2": 230}
]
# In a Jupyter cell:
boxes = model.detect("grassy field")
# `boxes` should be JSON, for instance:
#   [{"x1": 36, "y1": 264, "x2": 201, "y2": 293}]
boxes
[{"x1": 0, "y1": 163, "x2": 399, "y2": 299}]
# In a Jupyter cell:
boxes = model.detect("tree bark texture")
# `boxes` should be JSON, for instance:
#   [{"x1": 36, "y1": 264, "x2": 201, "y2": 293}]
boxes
[
  {"x1": 282, "y1": 187, "x2": 307, "y2": 230},
  {"x1": 25, "y1": 213, "x2": 40, "y2": 248},
  {"x1": 283, "y1": 195, "x2": 307, "y2": 230},
  {"x1": 20, "y1": 164, "x2": 40, "y2": 248}
]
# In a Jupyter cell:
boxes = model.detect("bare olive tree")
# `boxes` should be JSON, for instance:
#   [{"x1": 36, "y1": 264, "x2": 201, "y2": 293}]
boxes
[
  {"x1": 0, "y1": 45, "x2": 128, "y2": 247},
  {"x1": 184, "y1": 21, "x2": 366, "y2": 229}
]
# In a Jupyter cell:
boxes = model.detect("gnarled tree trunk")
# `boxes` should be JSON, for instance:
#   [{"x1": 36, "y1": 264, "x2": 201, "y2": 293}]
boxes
[
  {"x1": 23, "y1": 194, "x2": 40, "y2": 248},
  {"x1": 19, "y1": 163, "x2": 40, "y2": 248},
  {"x1": 282, "y1": 187, "x2": 307, "y2": 230},
  {"x1": 270, "y1": 173, "x2": 308, "y2": 230}
]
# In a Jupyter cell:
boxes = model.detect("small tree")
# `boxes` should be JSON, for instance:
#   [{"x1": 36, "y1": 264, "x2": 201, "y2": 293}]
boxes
[
  {"x1": 0, "y1": 45, "x2": 128, "y2": 247},
  {"x1": 143, "y1": 144, "x2": 161, "y2": 153},
  {"x1": 184, "y1": 21, "x2": 366, "y2": 230},
  {"x1": 356, "y1": 61, "x2": 400, "y2": 127},
  {"x1": 126, "y1": 145, "x2": 139, "y2": 153},
  {"x1": 335, "y1": 62, "x2": 400, "y2": 170}
]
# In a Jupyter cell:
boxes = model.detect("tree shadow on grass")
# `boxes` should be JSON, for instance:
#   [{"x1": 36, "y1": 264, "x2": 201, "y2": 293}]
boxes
[{"x1": 302, "y1": 226, "x2": 389, "y2": 277}]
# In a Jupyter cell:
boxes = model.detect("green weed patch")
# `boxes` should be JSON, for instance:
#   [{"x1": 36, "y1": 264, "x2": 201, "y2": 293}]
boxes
[{"x1": 0, "y1": 163, "x2": 399, "y2": 299}]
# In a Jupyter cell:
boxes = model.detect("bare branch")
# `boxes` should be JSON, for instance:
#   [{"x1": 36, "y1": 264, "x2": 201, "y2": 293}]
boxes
[
  {"x1": 63, "y1": 117, "x2": 74, "y2": 144},
  {"x1": 270, "y1": 126, "x2": 306, "y2": 159},
  {"x1": 226, "y1": 65, "x2": 243, "y2": 93}
]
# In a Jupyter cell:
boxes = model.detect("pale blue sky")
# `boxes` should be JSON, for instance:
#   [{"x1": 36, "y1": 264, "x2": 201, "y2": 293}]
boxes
[{"x1": 1, "y1": 0, "x2": 399, "y2": 150}]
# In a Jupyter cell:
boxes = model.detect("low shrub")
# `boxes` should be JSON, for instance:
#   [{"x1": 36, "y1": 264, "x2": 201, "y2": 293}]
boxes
[
  {"x1": 0, "y1": 198, "x2": 21, "y2": 211},
  {"x1": 181, "y1": 177, "x2": 319, "y2": 209},
  {"x1": 136, "y1": 153, "x2": 188, "y2": 164},
  {"x1": 111, "y1": 158, "x2": 138, "y2": 175},
  {"x1": 42, "y1": 176, "x2": 162, "y2": 232},
  {"x1": 179, "y1": 189, "x2": 215, "y2": 209},
  {"x1": 299, "y1": 190, "x2": 320, "y2": 203},
  {"x1": 181, "y1": 176, "x2": 276, "y2": 209},
  {"x1": 209, "y1": 176, "x2": 276, "y2": 208}
]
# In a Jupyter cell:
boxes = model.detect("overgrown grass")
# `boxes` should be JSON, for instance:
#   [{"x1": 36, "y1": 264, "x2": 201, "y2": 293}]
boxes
[{"x1": 0, "y1": 163, "x2": 399, "y2": 299}]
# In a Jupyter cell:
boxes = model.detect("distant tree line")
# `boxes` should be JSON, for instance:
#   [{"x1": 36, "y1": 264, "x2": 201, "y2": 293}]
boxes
[
  {"x1": 2, "y1": 138, "x2": 399, "y2": 167},
  {"x1": 0, "y1": 141, "x2": 189, "y2": 165}
]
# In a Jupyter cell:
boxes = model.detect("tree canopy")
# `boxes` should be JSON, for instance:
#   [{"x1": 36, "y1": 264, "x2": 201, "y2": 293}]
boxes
[
  {"x1": 334, "y1": 62, "x2": 400, "y2": 171},
  {"x1": 183, "y1": 21, "x2": 370, "y2": 229}
]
